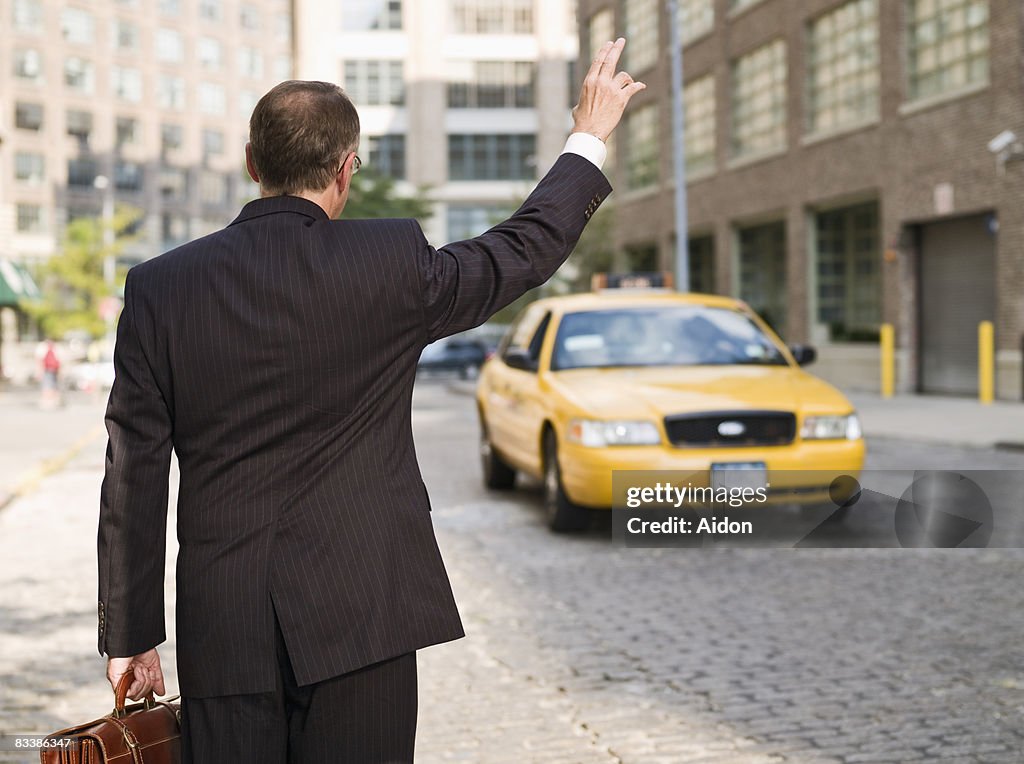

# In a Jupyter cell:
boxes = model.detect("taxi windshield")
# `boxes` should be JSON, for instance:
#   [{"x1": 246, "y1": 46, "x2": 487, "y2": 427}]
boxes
[{"x1": 551, "y1": 305, "x2": 789, "y2": 370}]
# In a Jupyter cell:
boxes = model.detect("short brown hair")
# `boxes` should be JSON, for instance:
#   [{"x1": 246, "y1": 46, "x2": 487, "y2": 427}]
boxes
[{"x1": 248, "y1": 80, "x2": 360, "y2": 194}]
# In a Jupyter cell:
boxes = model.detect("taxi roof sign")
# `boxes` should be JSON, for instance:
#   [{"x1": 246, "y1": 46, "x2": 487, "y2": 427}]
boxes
[{"x1": 591, "y1": 272, "x2": 675, "y2": 291}]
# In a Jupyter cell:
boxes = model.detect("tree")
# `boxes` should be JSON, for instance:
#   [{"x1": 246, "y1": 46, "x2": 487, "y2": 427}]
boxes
[
  {"x1": 342, "y1": 168, "x2": 433, "y2": 224},
  {"x1": 21, "y1": 207, "x2": 141, "y2": 340}
]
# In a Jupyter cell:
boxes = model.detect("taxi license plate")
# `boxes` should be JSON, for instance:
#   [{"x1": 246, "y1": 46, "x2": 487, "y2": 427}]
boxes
[{"x1": 710, "y1": 462, "x2": 768, "y2": 492}]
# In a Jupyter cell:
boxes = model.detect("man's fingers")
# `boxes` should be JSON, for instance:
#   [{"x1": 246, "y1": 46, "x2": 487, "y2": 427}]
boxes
[
  {"x1": 153, "y1": 673, "x2": 166, "y2": 696},
  {"x1": 622, "y1": 81, "x2": 647, "y2": 99},
  {"x1": 613, "y1": 71, "x2": 634, "y2": 88},
  {"x1": 587, "y1": 40, "x2": 613, "y2": 79},
  {"x1": 600, "y1": 38, "x2": 626, "y2": 78}
]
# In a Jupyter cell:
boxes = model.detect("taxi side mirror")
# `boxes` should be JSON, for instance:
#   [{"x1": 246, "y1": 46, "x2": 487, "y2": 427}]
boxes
[
  {"x1": 503, "y1": 348, "x2": 538, "y2": 372},
  {"x1": 788, "y1": 344, "x2": 817, "y2": 366}
]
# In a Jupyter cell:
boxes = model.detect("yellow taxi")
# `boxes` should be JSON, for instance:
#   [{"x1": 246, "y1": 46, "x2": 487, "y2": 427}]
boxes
[{"x1": 476, "y1": 287, "x2": 865, "y2": 531}]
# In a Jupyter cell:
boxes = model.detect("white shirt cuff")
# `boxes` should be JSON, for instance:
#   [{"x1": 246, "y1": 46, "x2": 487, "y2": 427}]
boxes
[{"x1": 561, "y1": 132, "x2": 607, "y2": 171}]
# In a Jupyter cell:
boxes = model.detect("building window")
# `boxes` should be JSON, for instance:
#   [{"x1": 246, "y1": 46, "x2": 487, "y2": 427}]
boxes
[
  {"x1": 907, "y1": 0, "x2": 988, "y2": 101},
  {"x1": 688, "y1": 235, "x2": 715, "y2": 293},
  {"x1": 275, "y1": 12, "x2": 292, "y2": 41},
  {"x1": 341, "y1": 0, "x2": 402, "y2": 30},
  {"x1": 343, "y1": 60, "x2": 405, "y2": 106},
  {"x1": 624, "y1": 103, "x2": 658, "y2": 190},
  {"x1": 274, "y1": 55, "x2": 292, "y2": 81},
  {"x1": 815, "y1": 202, "x2": 880, "y2": 341},
  {"x1": 451, "y1": 0, "x2": 532, "y2": 34},
  {"x1": 731, "y1": 39, "x2": 787, "y2": 159},
  {"x1": 807, "y1": 0, "x2": 879, "y2": 135},
  {"x1": 158, "y1": 75, "x2": 186, "y2": 110},
  {"x1": 13, "y1": 0, "x2": 44, "y2": 33},
  {"x1": 446, "y1": 204, "x2": 513, "y2": 241},
  {"x1": 115, "y1": 161, "x2": 144, "y2": 191},
  {"x1": 199, "y1": 171, "x2": 230, "y2": 205},
  {"x1": 365, "y1": 134, "x2": 406, "y2": 179},
  {"x1": 199, "y1": 82, "x2": 227, "y2": 115},
  {"x1": 61, "y1": 8, "x2": 95, "y2": 45},
  {"x1": 15, "y1": 102, "x2": 44, "y2": 131},
  {"x1": 239, "y1": 91, "x2": 259, "y2": 117},
  {"x1": 240, "y1": 3, "x2": 261, "y2": 29},
  {"x1": 738, "y1": 221, "x2": 787, "y2": 335},
  {"x1": 116, "y1": 117, "x2": 141, "y2": 148},
  {"x1": 623, "y1": 0, "x2": 658, "y2": 73},
  {"x1": 730, "y1": 0, "x2": 766, "y2": 12},
  {"x1": 64, "y1": 57, "x2": 96, "y2": 94},
  {"x1": 68, "y1": 157, "x2": 98, "y2": 187},
  {"x1": 114, "y1": 20, "x2": 140, "y2": 52},
  {"x1": 161, "y1": 213, "x2": 189, "y2": 247},
  {"x1": 159, "y1": 167, "x2": 188, "y2": 200},
  {"x1": 198, "y1": 38, "x2": 223, "y2": 71},
  {"x1": 678, "y1": 0, "x2": 714, "y2": 44},
  {"x1": 199, "y1": 0, "x2": 222, "y2": 22},
  {"x1": 448, "y1": 134, "x2": 536, "y2": 180},
  {"x1": 156, "y1": 29, "x2": 184, "y2": 63},
  {"x1": 203, "y1": 128, "x2": 225, "y2": 158},
  {"x1": 447, "y1": 61, "x2": 535, "y2": 108},
  {"x1": 14, "y1": 49, "x2": 45, "y2": 83},
  {"x1": 15, "y1": 153, "x2": 45, "y2": 186},
  {"x1": 67, "y1": 110, "x2": 94, "y2": 147},
  {"x1": 684, "y1": 74, "x2": 715, "y2": 174},
  {"x1": 17, "y1": 204, "x2": 46, "y2": 233},
  {"x1": 161, "y1": 123, "x2": 184, "y2": 156},
  {"x1": 113, "y1": 67, "x2": 143, "y2": 103},
  {"x1": 588, "y1": 8, "x2": 615, "y2": 61},
  {"x1": 238, "y1": 47, "x2": 264, "y2": 79},
  {"x1": 159, "y1": 0, "x2": 181, "y2": 16}
]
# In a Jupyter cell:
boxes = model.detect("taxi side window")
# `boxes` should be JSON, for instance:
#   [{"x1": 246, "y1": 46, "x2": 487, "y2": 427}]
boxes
[{"x1": 500, "y1": 307, "x2": 550, "y2": 372}]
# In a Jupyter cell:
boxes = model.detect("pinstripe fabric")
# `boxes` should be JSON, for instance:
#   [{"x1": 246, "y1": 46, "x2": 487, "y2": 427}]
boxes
[
  {"x1": 97, "y1": 153, "x2": 613, "y2": 698},
  {"x1": 179, "y1": 601, "x2": 417, "y2": 763}
]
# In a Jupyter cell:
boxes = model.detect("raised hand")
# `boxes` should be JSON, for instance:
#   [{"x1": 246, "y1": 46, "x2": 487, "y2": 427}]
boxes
[{"x1": 571, "y1": 38, "x2": 647, "y2": 142}]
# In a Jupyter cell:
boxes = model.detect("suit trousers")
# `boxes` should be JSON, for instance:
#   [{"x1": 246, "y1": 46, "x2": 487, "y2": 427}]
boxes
[{"x1": 180, "y1": 602, "x2": 418, "y2": 763}]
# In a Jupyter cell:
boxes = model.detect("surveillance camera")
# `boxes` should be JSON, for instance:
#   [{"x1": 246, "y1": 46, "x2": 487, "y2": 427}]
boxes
[{"x1": 987, "y1": 130, "x2": 1018, "y2": 154}]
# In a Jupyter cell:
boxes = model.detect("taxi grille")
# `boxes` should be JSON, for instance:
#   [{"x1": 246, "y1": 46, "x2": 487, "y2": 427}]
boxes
[{"x1": 664, "y1": 411, "x2": 796, "y2": 447}]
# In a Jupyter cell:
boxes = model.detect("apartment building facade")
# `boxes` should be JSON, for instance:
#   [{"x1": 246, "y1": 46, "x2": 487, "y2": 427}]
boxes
[
  {"x1": 0, "y1": 0, "x2": 293, "y2": 268},
  {"x1": 578, "y1": 0, "x2": 1024, "y2": 399},
  {"x1": 293, "y1": 0, "x2": 578, "y2": 246}
]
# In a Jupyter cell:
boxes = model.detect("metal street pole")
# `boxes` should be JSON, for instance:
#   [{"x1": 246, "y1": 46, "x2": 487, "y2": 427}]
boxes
[
  {"x1": 667, "y1": 0, "x2": 689, "y2": 292},
  {"x1": 94, "y1": 175, "x2": 116, "y2": 347}
]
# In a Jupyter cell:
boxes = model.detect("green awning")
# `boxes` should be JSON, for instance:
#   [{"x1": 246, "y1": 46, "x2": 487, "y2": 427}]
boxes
[{"x1": 0, "y1": 260, "x2": 41, "y2": 307}]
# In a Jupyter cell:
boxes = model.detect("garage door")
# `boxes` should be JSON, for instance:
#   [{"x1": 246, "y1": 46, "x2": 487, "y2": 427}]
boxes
[{"x1": 919, "y1": 214, "x2": 996, "y2": 395}]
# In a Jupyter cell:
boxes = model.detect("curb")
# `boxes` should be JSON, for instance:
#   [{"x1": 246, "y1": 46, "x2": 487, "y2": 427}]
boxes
[{"x1": 0, "y1": 423, "x2": 106, "y2": 512}]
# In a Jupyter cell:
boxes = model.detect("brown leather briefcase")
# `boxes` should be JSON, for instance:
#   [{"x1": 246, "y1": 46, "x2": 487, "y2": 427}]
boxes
[{"x1": 39, "y1": 669, "x2": 180, "y2": 763}]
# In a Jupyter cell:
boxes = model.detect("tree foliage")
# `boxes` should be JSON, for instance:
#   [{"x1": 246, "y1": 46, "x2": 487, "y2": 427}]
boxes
[
  {"x1": 342, "y1": 168, "x2": 433, "y2": 225},
  {"x1": 21, "y1": 207, "x2": 141, "y2": 340}
]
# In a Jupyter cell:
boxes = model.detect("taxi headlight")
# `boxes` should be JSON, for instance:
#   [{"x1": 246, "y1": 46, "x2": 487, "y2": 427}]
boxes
[
  {"x1": 566, "y1": 419, "x2": 662, "y2": 447},
  {"x1": 801, "y1": 414, "x2": 862, "y2": 440}
]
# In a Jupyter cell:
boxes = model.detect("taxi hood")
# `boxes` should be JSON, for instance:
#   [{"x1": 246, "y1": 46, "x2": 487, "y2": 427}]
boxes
[{"x1": 549, "y1": 365, "x2": 854, "y2": 419}]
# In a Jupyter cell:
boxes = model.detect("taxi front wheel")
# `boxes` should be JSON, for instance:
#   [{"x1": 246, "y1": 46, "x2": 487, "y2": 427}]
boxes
[
  {"x1": 543, "y1": 430, "x2": 592, "y2": 533},
  {"x1": 480, "y1": 417, "x2": 516, "y2": 490}
]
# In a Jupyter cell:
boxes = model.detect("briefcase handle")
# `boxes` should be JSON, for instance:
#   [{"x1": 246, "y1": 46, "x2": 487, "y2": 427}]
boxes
[{"x1": 112, "y1": 667, "x2": 156, "y2": 718}]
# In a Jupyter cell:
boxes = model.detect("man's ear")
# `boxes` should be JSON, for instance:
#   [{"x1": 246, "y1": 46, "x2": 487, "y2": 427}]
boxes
[{"x1": 244, "y1": 143, "x2": 260, "y2": 183}]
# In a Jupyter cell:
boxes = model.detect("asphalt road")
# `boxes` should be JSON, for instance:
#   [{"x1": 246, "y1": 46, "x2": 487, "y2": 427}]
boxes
[{"x1": 1, "y1": 382, "x2": 1022, "y2": 763}]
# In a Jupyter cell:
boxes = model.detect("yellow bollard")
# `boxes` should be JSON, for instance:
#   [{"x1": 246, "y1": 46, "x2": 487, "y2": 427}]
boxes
[
  {"x1": 880, "y1": 323, "x2": 894, "y2": 399},
  {"x1": 979, "y1": 320, "x2": 994, "y2": 404}
]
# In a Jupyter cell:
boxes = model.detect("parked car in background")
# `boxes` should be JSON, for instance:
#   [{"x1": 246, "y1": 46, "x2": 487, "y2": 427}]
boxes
[{"x1": 418, "y1": 334, "x2": 491, "y2": 379}]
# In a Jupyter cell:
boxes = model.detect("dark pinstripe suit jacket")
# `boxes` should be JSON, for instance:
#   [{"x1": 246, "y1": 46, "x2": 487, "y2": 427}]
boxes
[{"x1": 97, "y1": 153, "x2": 612, "y2": 698}]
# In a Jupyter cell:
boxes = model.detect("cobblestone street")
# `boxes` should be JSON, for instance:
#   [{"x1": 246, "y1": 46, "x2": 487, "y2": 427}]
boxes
[{"x1": 1, "y1": 382, "x2": 1023, "y2": 762}]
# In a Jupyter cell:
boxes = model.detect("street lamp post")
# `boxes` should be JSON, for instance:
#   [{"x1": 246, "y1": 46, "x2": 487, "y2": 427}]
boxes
[
  {"x1": 667, "y1": 0, "x2": 690, "y2": 292},
  {"x1": 94, "y1": 175, "x2": 116, "y2": 346}
]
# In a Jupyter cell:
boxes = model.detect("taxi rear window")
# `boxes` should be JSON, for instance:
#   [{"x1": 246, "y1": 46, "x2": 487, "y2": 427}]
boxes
[{"x1": 551, "y1": 306, "x2": 788, "y2": 370}]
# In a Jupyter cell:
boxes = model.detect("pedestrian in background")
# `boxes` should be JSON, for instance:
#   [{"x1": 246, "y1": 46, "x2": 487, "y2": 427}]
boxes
[{"x1": 39, "y1": 339, "x2": 61, "y2": 409}]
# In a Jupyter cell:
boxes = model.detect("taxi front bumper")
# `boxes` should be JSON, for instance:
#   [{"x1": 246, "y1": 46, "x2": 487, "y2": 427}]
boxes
[{"x1": 559, "y1": 438, "x2": 866, "y2": 509}]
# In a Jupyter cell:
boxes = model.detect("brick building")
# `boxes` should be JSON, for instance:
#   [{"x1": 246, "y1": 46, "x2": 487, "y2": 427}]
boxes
[{"x1": 578, "y1": 0, "x2": 1024, "y2": 399}]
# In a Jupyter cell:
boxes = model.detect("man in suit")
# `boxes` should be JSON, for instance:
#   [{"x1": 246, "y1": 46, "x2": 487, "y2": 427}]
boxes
[{"x1": 98, "y1": 38, "x2": 643, "y2": 762}]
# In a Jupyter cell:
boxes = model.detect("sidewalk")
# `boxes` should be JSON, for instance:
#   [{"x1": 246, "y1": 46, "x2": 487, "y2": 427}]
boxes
[
  {"x1": 848, "y1": 392, "x2": 1024, "y2": 449},
  {"x1": 447, "y1": 380, "x2": 1024, "y2": 449}
]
